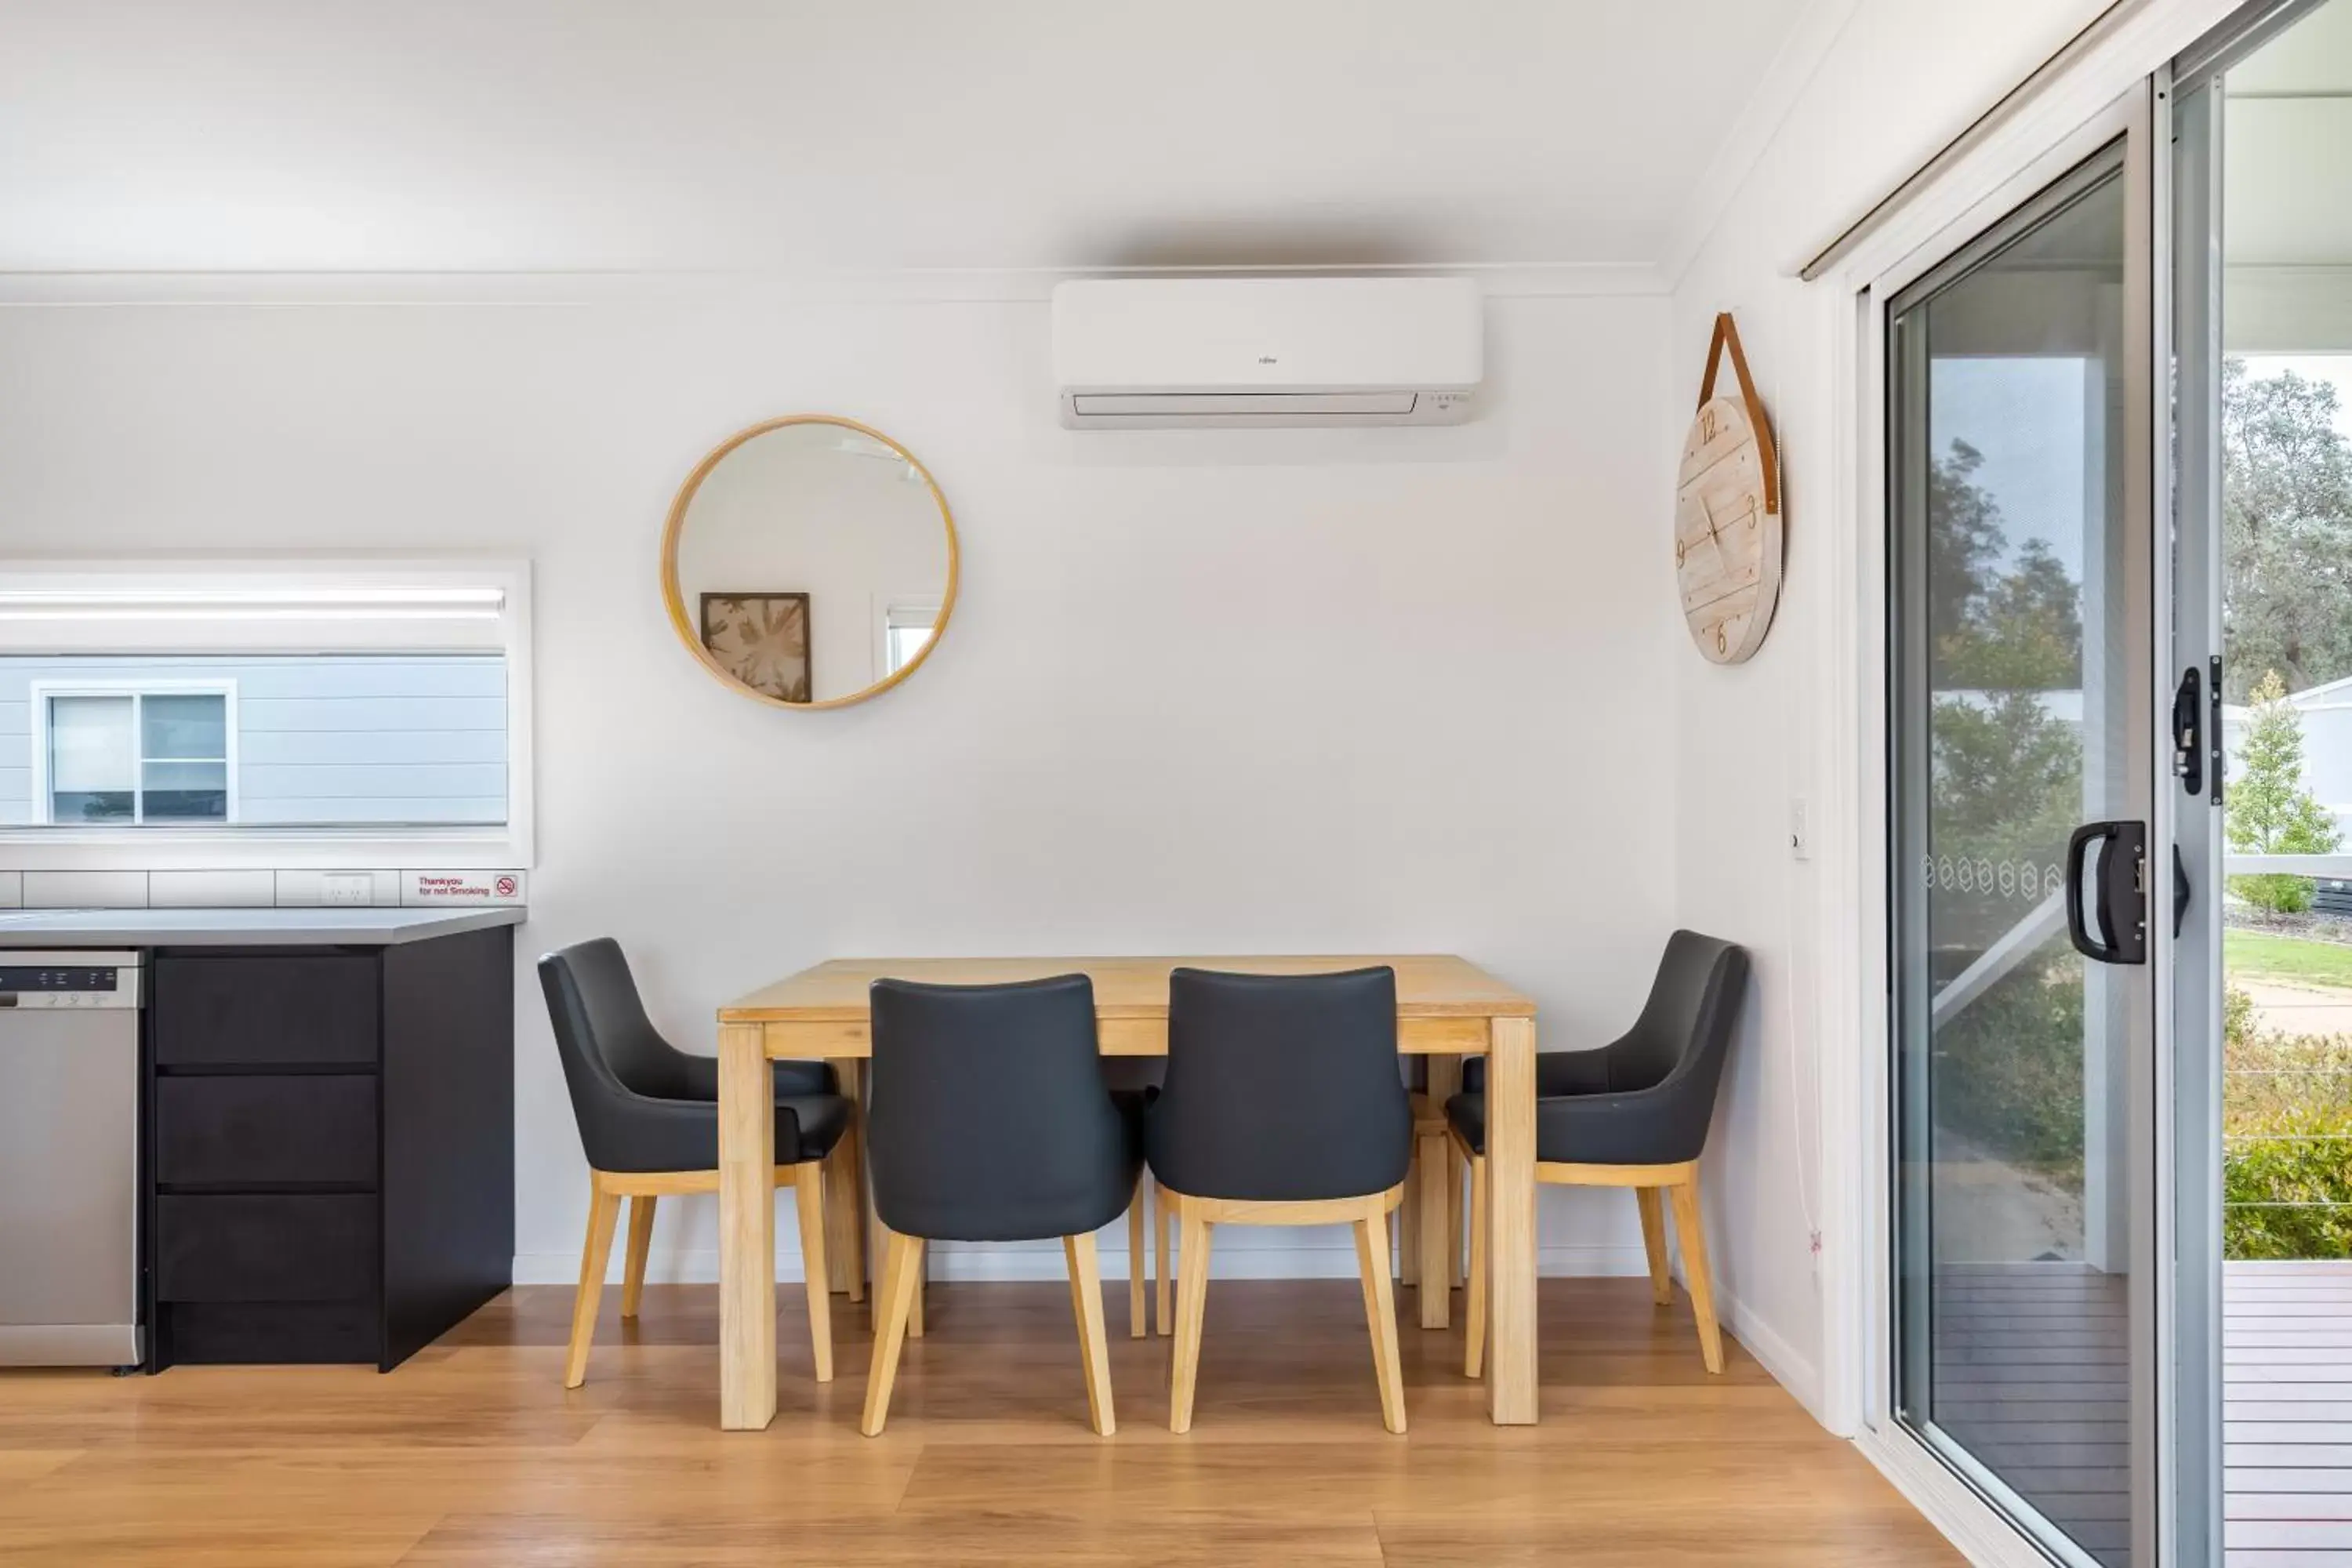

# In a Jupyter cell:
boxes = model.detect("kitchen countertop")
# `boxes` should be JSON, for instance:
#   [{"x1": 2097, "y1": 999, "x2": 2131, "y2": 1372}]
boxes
[{"x1": 0, "y1": 906, "x2": 525, "y2": 946}]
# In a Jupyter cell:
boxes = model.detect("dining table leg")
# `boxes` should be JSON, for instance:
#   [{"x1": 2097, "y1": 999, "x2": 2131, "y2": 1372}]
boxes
[
  {"x1": 718, "y1": 1021, "x2": 777, "y2": 1430},
  {"x1": 823, "y1": 1058, "x2": 867, "y2": 1301},
  {"x1": 1418, "y1": 1054, "x2": 1461, "y2": 1329},
  {"x1": 1485, "y1": 1014, "x2": 1538, "y2": 1425}
]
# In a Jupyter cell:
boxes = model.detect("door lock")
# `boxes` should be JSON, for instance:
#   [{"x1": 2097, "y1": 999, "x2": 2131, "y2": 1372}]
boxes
[{"x1": 2173, "y1": 664, "x2": 2203, "y2": 796}]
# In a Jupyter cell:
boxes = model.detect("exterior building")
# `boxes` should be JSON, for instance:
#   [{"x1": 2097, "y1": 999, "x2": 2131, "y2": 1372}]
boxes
[{"x1": 0, "y1": 654, "x2": 508, "y2": 829}]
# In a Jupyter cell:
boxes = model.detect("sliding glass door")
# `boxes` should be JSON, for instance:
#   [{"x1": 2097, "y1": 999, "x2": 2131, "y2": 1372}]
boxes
[
  {"x1": 1888, "y1": 94, "x2": 2161, "y2": 1568},
  {"x1": 2173, "y1": 5, "x2": 2352, "y2": 1560}
]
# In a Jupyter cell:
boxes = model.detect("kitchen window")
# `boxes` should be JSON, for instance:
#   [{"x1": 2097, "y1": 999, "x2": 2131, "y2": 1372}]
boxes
[
  {"x1": 41, "y1": 685, "x2": 234, "y2": 824},
  {"x1": 0, "y1": 560, "x2": 532, "y2": 869}
]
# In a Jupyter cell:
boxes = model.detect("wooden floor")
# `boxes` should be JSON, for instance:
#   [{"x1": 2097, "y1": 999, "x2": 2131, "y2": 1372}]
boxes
[
  {"x1": 2227, "y1": 1261, "x2": 2352, "y2": 1564},
  {"x1": 0, "y1": 1278, "x2": 1953, "y2": 1567}
]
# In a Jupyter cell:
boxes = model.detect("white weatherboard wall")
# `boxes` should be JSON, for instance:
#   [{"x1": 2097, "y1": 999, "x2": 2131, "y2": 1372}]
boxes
[
  {"x1": 0, "y1": 655, "x2": 508, "y2": 826},
  {"x1": 0, "y1": 281, "x2": 1679, "y2": 1288},
  {"x1": 1665, "y1": 0, "x2": 2115, "y2": 1421}
]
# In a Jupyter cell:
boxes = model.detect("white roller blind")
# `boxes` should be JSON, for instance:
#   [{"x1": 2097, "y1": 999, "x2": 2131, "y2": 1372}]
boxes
[{"x1": 0, "y1": 563, "x2": 519, "y2": 654}]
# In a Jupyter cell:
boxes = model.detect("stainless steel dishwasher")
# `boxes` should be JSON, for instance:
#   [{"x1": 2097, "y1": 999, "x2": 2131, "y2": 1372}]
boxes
[{"x1": 0, "y1": 951, "x2": 142, "y2": 1367}]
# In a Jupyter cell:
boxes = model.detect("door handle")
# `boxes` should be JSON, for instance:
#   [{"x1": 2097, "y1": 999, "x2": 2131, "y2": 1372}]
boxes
[{"x1": 2066, "y1": 820, "x2": 2148, "y2": 965}]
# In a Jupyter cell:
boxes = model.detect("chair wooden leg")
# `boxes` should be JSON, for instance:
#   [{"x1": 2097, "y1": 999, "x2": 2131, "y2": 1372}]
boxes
[
  {"x1": 564, "y1": 1177, "x2": 622, "y2": 1389},
  {"x1": 1168, "y1": 1205, "x2": 1214, "y2": 1432},
  {"x1": 1446, "y1": 1153, "x2": 1466, "y2": 1290},
  {"x1": 1063, "y1": 1232, "x2": 1117, "y2": 1436},
  {"x1": 1636, "y1": 1186, "x2": 1672, "y2": 1307},
  {"x1": 620, "y1": 1193, "x2": 656, "y2": 1320},
  {"x1": 1464, "y1": 1152, "x2": 1488, "y2": 1381},
  {"x1": 861, "y1": 1230, "x2": 924, "y2": 1436},
  {"x1": 1416, "y1": 1128, "x2": 1452, "y2": 1328},
  {"x1": 1353, "y1": 1201, "x2": 1408, "y2": 1434},
  {"x1": 1399, "y1": 1145, "x2": 1421, "y2": 1288},
  {"x1": 829, "y1": 1096, "x2": 868, "y2": 1304},
  {"x1": 1668, "y1": 1177, "x2": 1724, "y2": 1374},
  {"x1": 1155, "y1": 1180, "x2": 1173, "y2": 1337},
  {"x1": 1128, "y1": 1182, "x2": 1147, "y2": 1338},
  {"x1": 792, "y1": 1164, "x2": 833, "y2": 1384},
  {"x1": 909, "y1": 1240, "x2": 926, "y2": 1338}
]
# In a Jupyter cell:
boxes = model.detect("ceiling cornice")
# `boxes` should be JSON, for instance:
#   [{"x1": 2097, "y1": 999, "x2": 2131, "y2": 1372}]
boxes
[{"x1": 0, "y1": 261, "x2": 1672, "y2": 308}]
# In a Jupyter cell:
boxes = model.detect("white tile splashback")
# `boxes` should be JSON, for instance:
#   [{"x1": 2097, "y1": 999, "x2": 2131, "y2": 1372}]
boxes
[
  {"x1": 12, "y1": 868, "x2": 524, "y2": 909},
  {"x1": 24, "y1": 870, "x2": 152, "y2": 909},
  {"x1": 148, "y1": 869, "x2": 276, "y2": 908}
]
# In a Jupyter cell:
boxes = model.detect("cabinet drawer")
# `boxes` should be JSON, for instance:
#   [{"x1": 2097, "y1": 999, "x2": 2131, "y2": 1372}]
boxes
[
  {"x1": 154, "y1": 954, "x2": 378, "y2": 1066},
  {"x1": 159, "y1": 1301, "x2": 380, "y2": 1366},
  {"x1": 156, "y1": 1076, "x2": 379, "y2": 1187},
  {"x1": 155, "y1": 1195, "x2": 378, "y2": 1302}
]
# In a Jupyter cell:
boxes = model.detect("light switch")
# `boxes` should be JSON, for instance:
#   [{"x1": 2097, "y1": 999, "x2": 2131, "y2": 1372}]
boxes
[{"x1": 1788, "y1": 797, "x2": 1811, "y2": 862}]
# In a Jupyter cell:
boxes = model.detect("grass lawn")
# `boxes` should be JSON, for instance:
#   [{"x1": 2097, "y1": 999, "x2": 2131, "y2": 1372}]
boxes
[{"x1": 2227, "y1": 928, "x2": 2352, "y2": 989}]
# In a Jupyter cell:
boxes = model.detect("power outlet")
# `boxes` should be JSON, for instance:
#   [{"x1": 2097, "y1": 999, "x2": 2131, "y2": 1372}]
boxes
[{"x1": 321, "y1": 873, "x2": 376, "y2": 907}]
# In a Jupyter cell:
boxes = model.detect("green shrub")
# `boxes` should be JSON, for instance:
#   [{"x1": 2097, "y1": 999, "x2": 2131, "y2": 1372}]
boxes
[
  {"x1": 2223, "y1": 992, "x2": 2352, "y2": 1259},
  {"x1": 1935, "y1": 950, "x2": 2085, "y2": 1180}
]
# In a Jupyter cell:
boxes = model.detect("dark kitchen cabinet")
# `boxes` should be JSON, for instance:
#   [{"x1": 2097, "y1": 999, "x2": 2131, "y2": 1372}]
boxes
[{"x1": 144, "y1": 925, "x2": 514, "y2": 1370}]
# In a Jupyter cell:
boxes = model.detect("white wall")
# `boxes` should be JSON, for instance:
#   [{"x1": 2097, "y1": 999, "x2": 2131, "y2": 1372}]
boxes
[
  {"x1": 1664, "y1": 0, "x2": 2114, "y2": 1419},
  {"x1": 0, "y1": 281, "x2": 1680, "y2": 1285}
]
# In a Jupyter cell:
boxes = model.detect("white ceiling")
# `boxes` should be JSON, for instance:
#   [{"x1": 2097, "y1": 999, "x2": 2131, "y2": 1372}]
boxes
[
  {"x1": 2229, "y1": 0, "x2": 2352, "y2": 94},
  {"x1": 2227, "y1": 0, "x2": 2352, "y2": 267},
  {"x1": 0, "y1": 0, "x2": 1814, "y2": 274}
]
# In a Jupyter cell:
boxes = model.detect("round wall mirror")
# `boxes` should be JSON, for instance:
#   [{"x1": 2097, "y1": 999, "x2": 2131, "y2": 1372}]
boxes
[{"x1": 660, "y1": 416, "x2": 958, "y2": 710}]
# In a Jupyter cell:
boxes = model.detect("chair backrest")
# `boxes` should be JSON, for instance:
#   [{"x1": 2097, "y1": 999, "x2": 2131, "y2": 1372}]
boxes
[
  {"x1": 1149, "y1": 967, "x2": 1410, "y2": 1203},
  {"x1": 537, "y1": 937, "x2": 706, "y2": 1101},
  {"x1": 537, "y1": 938, "x2": 709, "y2": 1172},
  {"x1": 866, "y1": 974, "x2": 1134, "y2": 1243},
  {"x1": 1603, "y1": 930, "x2": 1751, "y2": 1100}
]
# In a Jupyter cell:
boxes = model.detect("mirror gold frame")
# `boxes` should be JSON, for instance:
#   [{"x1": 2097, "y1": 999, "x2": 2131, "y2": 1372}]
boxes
[{"x1": 658, "y1": 414, "x2": 960, "y2": 711}]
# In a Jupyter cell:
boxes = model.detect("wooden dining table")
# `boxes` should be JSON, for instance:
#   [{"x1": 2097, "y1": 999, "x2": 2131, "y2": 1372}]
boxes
[{"x1": 713, "y1": 954, "x2": 1540, "y2": 1428}]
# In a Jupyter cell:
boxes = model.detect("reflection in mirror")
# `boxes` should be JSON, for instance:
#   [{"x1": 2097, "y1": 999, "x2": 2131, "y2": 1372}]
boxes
[{"x1": 663, "y1": 418, "x2": 956, "y2": 708}]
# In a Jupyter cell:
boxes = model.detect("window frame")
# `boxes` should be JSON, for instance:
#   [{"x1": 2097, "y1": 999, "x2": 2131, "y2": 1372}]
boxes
[
  {"x1": 875, "y1": 595, "x2": 944, "y2": 681},
  {"x1": 31, "y1": 679, "x2": 240, "y2": 827},
  {"x1": 0, "y1": 557, "x2": 532, "y2": 871}
]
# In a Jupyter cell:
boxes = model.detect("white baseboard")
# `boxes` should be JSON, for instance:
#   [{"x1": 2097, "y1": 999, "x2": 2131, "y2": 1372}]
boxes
[
  {"x1": 1710, "y1": 1283, "x2": 1823, "y2": 1421},
  {"x1": 510, "y1": 1242, "x2": 1652, "y2": 1287}
]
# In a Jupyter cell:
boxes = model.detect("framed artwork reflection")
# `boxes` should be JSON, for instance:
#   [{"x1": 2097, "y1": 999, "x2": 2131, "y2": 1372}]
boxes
[{"x1": 699, "y1": 591, "x2": 811, "y2": 702}]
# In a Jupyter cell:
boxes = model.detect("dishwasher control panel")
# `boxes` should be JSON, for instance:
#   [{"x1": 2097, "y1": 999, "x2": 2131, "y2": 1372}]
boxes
[{"x1": 0, "y1": 956, "x2": 141, "y2": 1008}]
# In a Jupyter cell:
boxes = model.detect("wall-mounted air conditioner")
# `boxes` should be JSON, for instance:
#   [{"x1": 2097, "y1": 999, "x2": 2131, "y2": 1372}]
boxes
[{"x1": 1052, "y1": 276, "x2": 1483, "y2": 429}]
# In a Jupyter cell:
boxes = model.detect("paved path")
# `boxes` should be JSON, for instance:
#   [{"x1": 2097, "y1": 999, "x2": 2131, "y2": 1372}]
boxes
[{"x1": 2241, "y1": 978, "x2": 2352, "y2": 1037}]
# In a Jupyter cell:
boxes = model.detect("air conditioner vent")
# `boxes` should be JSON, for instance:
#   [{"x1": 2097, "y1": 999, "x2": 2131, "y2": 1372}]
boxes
[{"x1": 1053, "y1": 277, "x2": 1480, "y2": 430}]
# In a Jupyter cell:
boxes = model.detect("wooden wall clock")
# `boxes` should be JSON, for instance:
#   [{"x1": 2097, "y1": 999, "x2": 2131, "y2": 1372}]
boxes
[{"x1": 1676, "y1": 311, "x2": 1783, "y2": 664}]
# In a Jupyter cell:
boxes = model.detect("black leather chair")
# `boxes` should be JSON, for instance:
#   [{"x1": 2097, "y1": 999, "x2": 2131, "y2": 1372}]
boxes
[
  {"x1": 1146, "y1": 966, "x2": 1414, "y2": 1433},
  {"x1": 1448, "y1": 930, "x2": 1749, "y2": 1377},
  {"x1": 860, "y1": 974, "x2": 1142, "y2": 1436},
  {"x1": 539, "y1": 938, "x2": 851, "y2": 1389},
  {"x1": 1140, "y1": 1056, "x2": 1450, "y2": 1342}
]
